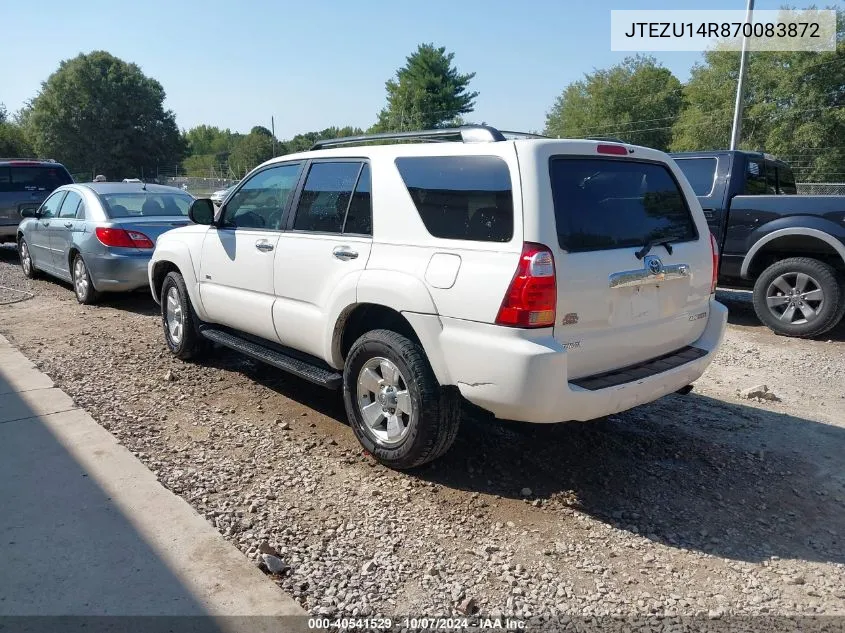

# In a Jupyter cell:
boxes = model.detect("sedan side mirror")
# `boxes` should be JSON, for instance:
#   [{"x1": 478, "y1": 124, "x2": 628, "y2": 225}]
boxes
[
  {"x1": 20, "y1": 208, "x2": 40, "y2": 219},
  {"x1": 188, "y1": 199, "x2": 216, "y2": 225}
]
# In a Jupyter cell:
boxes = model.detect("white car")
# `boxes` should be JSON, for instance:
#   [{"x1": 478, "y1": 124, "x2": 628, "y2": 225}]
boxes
[
  {"x1": 148, "y1": 125, "x2": 727, "y2": 469},
  {"x1": 210, "y1": 184, "x2": 235, "y2": 206}
]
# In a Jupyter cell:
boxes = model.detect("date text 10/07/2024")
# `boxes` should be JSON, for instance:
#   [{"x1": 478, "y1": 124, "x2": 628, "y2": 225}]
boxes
[{"x1": 307, "y1": 617, "x2": 526, "y2": 630}]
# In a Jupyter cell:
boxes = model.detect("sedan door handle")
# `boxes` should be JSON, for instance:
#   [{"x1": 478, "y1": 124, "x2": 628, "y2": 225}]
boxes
[
  {"x1": 64, "y1": 222, "x2": 73, "y2": 229},
  {"x1": 255, "y1": 240, "x2": 274, "y2": 252},
  {"x1": 332, "y1": 246, "x2": 358, "y2": 261}
]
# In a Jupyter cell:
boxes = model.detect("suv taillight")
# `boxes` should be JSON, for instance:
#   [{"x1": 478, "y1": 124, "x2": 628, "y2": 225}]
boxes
[
  {"x1": 495, "y1": 242, "x2": 556, "y2": 328},
  {"x1": 710, "y1": 233, "x2": 719, "y2": 294},
  {"x1": 95, "y1": 227, "x2": 154, "y2": 249}
]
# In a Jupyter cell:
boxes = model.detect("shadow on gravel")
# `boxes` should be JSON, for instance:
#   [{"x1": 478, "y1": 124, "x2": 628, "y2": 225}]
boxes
[
  {"x1": 416, "y1": 393, "x2": 845, "y2": 566},
  {"x1": 717, "y1": 288, "x2": 845, "y2": 341}
]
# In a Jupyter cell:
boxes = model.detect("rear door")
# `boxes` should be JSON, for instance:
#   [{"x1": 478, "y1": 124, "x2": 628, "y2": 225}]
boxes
[
  {"x1": 273, "y1": 160, "x2": 373, "y2": 358},
  {"x1": 527, "y1": 147, "x2": 712, "y2": 380}
]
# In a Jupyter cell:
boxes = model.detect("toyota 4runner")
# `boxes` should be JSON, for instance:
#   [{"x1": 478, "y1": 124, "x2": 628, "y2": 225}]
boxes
[{"x1": 149, "y1": 126, "x2": 727, "y2": 469}]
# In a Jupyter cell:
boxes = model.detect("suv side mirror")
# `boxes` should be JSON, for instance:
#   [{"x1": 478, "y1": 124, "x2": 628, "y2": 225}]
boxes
[
  {"x1": 20, "y1": 208, "x2": 40, "y2": 219},
  {"x1": 189, "y1": 199, "x2": 215, "y2": 225}
]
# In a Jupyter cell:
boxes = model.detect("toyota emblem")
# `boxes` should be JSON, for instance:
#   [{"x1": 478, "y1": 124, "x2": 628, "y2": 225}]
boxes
[{"x1": 646, "y1": 256, "x2": 662, "y2": 275}]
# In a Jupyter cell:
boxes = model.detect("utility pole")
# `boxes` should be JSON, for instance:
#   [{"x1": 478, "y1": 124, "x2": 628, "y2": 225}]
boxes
[
  {"x1": 730, "y1": 0, "x2": 755, "y2": 150},
  {"x1": 271, "y1": 116, "x2": 276, "y2": 156}
]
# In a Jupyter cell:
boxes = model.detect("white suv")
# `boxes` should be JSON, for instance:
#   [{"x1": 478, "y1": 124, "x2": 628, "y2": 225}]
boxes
[{"x1": 149, "y1": 126, "x2": 727, "y2": 469}]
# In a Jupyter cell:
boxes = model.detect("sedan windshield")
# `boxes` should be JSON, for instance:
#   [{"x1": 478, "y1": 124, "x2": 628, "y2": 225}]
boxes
[{"x1": 101, "y1": 193, "x2": 192, "y2": 217}]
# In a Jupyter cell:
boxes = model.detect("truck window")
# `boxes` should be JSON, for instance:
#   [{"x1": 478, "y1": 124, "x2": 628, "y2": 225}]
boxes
[
  {"x1": 674, "y1": 158, "x2": 717, "y2": 196},
  {"x1": 777, "y1": 166, "x2": 797, "y2": 195},
  {"x1": 765, "y1": 162, "x2": 778, "y2": 194},
  {"x1": 549, "y1": 158, "x2": 697, "y2": 253},
  {"x1": 745, "y1": 160, "x2": 768, "y2": 195}
]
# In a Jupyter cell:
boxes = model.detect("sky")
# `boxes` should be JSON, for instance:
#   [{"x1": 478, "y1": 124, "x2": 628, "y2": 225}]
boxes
[{"x1": 0, "y1": 0, "x2": 820, "y2": 140}]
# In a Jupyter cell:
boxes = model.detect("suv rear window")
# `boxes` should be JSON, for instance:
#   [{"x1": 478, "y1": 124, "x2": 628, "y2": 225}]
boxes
[
  {"x1": 395, "y1": 156, "x2": 513, "y2": 242},
  {"x1": 550, "y1": 158, "x2": 697, "y2": 253},
  {"x1": 0, "y1": 165, "x2": 73, "y2": 193},
  {"x1": 674, "y1": 158, "x2": 717, "y2": 196}
]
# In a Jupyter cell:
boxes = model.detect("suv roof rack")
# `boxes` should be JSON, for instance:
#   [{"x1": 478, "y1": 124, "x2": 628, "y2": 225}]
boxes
[{"x1": 310, "y1": 125, "x2": 545, "y2": 150}]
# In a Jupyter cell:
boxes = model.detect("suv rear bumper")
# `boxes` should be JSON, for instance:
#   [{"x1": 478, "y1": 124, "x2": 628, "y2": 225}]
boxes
[{"x1": 436, "y1": 300, "x2": 727, "y2": 423}]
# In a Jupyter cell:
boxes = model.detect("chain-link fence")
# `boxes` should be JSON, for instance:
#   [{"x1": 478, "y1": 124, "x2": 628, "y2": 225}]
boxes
[
  {"x1": 158, "y1": 176, "x2": 238, "y2": 197},
  {"x1": 796, "y1": 182, "x2": 845, "y2": 195}
]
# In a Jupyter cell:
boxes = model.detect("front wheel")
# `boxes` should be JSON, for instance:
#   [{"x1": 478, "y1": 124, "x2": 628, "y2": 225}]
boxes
[
  {"x1": 18, "y1": 238, "x2": 38, "y2": 279},
  {"x1": 752, "y1": 257, "x2": 844, "y2": 338},
  {"x1": 160, "y1": 271, "x2": 205, "y2": 360},
  {"x1": 343, "y1": 329, "x2": 460, "y2": 470}
]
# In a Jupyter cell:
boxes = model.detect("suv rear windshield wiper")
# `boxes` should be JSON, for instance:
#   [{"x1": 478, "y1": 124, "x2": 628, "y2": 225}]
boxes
[{"x1": 634, "y1": 239, "x2": 674, "y2": 260}]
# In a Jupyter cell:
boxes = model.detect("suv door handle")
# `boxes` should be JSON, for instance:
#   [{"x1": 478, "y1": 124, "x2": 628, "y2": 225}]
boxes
[
  {"x1": 255, "y1": 239, "x2": 274, "y2": 252},
  {"x1": 332, "y1": 246, "x2": 358, "y2": 261},
  {"x1": 64, "y1": 222, "x2": 73, "y2": 229}
]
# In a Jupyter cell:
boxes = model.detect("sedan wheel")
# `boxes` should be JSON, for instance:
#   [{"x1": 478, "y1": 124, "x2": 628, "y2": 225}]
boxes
[
  {"x1": 72, "y1": 255, "x2": 99, "y2": 304},
  {"x1": 19, "y1": 239, "x2": 36, "y2": 279}
]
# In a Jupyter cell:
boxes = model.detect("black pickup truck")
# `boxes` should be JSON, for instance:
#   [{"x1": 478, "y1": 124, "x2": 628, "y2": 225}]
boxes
[{"x1": 671, "y1": 150, "x2": 845, "y2": 338}]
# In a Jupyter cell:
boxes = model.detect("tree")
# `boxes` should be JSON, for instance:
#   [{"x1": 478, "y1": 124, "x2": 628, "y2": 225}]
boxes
[
  {"x1": 24, "y1": 51, "x2": 186, "y2": 179},
  {"x1": 544, "y1": 55, "x2": 683, "y2": 151},
  {"x1": 671, "y1": 10, "x2": 844, "y2": 182},
  {"x1": 285, "y1": 126, "x2": 363, "y2": 154},
  {"x1": 0, "y1": 102, "x2": 33, "y2": 157},
  {"x1": 374, "y1": 44, "x2": 478, "y2": 131},
  {"x1": 228, "y1": 131, "x2": 274, "y2": 176},
  {"x1": 250, "y1": 125, "x2": 274, "y2": 137}
]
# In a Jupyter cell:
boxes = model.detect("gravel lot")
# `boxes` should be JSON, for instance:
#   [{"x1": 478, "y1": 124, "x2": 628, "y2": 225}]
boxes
[{"x1": 1, "y1": 243, "x2": 844, "y2": 622}]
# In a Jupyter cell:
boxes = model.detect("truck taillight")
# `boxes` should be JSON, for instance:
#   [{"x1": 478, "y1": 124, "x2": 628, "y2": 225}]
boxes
[
  {"x1": 495, "y1": 243, "x2": 556, "y2": 328},
  {"x1": 710, "y1": 233, "x2": 719, "y2": 294}
]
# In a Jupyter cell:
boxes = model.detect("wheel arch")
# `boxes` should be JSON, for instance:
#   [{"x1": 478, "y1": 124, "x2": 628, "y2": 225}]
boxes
[
  {"x1": 331, "y1": 302, "x2": 452, "y2": 386},
  {"x1": 741, "y1": 228, "x2": 845, "y2": 279}
]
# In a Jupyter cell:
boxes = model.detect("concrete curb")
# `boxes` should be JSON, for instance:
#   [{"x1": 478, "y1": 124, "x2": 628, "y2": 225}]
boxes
[{"x1": 0, "y1": 334, "x2": 305, "y2": 630}]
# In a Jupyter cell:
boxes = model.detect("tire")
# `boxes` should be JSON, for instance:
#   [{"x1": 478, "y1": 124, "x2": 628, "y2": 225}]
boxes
[
  {"x1": 71, "y1": 254, "x2": 100, "y2": 305},
  {"x1": 343, "y1": 329, "x2": 460, "y2": 470},
  {"x1": 752, "y1": 257, "x2": 844, "y2": 338},
  {"x1": 18, "y1": 238, "x2": 38, "y2": 279},
  {"x1": 160, "y1": 271, "x2": 205, "y2": 360}
]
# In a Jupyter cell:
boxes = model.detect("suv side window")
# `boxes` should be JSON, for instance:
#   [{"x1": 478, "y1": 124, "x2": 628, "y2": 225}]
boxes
[
  {"x1": 395, "y1": 156, "x2": 514, "y2": 242},
  {"x1": 58, "y1": 191, "x2": 82, "y2": 218},
  {"x1": 222, "y1": 162, "x2": 302, "y2": 230},
  {"x1": 745, "y1": 160, "x2": 767, "y2": 195},
  {"x1": 293, "y1": 162, "x2": 363, "y2": 233},
  {"x1": 39, "y1": 191, "x2": 66, "y2": 219},
  {"x1": 343, "y1": 163, "x2": 372, "y2": 235}
]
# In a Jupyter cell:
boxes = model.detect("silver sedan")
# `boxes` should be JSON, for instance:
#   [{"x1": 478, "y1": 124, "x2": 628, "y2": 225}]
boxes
[{"x1": 17, "y1": 182, "x2": 194, "y2": 304}]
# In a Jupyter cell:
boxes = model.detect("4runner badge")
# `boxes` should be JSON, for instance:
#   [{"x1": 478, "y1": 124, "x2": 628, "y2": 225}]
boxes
[{"x1": 561, "y1": 312, "x2": 579, "y2": 325}]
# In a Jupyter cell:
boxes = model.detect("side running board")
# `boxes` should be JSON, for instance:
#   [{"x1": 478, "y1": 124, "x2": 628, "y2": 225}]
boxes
[{"x1": 200, "y1": 327, "x2": 342, "y2": 389}]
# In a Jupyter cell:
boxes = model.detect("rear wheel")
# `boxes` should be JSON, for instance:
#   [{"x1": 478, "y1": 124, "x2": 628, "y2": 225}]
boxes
[
  {"x1": 18, "y1": 238, "x2": 37, "y2": 279},
  {"x1": 752, "y1": 257, "x2": 844, "y2": 338},
  {"x1": 343, "y1": 329, "x2": 460, "y2": 470},
  {"x1": 160, "y1": 271, "x2": 205, "y2": 360},
  {"x1": 72, "y1": 254, "x2": 100, "y2": 305}
]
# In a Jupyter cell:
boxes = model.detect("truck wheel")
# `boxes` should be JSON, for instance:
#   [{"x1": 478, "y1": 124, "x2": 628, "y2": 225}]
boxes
[
  {"x1": 160, "y1": 271, "x2": 206, "y2": 360},
  {"x1": 752, "y1": 257, "x2": 844, "y2": 338},
  {"x1": 343, "y1": 329, "x2": 460, "y2": 470}
]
